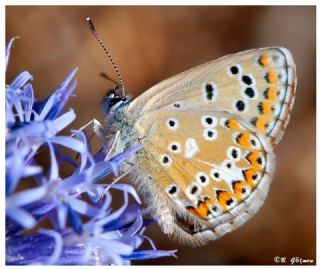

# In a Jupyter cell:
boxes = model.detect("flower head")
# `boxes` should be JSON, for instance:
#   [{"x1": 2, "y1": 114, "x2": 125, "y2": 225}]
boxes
[{"x1": 5, "y1": 38, "x2": 176, "y2": 265}]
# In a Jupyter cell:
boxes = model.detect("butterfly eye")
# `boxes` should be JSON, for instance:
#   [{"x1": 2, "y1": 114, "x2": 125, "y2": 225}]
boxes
[{"x1": 102, "y1": 90, "x2": 127, "y2": 113}]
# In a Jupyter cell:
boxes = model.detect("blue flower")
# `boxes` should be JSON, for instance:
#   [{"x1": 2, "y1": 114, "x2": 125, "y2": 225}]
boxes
[{"x1": 5, "y1": 37, "x2": 176, "y2": 265}]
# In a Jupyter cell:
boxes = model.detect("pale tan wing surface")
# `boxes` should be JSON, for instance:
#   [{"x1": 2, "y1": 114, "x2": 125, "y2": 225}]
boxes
[{"x1": 128, "y1": 47, "x2": 296, "y2": 147}]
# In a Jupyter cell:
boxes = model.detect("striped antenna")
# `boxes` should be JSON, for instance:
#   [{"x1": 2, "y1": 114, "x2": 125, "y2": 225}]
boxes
[{"x1": 86, "y1": 17, "x2": 126, "y2": 96}]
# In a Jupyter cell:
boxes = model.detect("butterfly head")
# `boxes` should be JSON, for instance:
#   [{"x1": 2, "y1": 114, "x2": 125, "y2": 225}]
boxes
[
  {"x1": 101, "y1": 90, "x2": 130, "y2": 123},
  {"x1": 101, "y1": 89, "x2": 129, "y2": 117}
]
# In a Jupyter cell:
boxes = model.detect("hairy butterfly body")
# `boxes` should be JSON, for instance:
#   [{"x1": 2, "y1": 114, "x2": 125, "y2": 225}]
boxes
[{"x1": 103, "y1": 47, "x2": 296, "y2": 246}]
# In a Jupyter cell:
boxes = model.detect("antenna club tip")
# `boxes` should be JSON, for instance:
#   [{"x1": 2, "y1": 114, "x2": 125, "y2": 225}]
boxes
[{"x1": 85, "y1": 16, "x2": 91, "y2": 21}]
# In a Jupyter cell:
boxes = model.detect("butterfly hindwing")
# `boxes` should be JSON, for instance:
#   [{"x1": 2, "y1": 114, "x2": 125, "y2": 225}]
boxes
[
  {"x1": 128, "y1": 47, "x2": 296, "y2": 148},
  {"x1": 133, "y1": 109, "x2": 275, "y2": 245}
]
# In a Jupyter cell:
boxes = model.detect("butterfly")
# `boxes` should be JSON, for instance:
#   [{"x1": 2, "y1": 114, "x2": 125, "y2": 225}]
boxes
[{"x1": 98, "y1": 47, "x2": 296, "y2": 246}]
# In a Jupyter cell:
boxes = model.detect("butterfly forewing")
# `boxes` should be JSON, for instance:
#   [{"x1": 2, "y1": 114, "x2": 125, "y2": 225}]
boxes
[{"x1": 128, "y1": 47, "x2": 296, "y2": 147}]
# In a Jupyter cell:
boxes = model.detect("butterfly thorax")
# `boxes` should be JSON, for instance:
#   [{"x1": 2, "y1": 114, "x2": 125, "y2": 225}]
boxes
[{"x1": 103, "y1": 101, "x2": 142, "y2": 157}]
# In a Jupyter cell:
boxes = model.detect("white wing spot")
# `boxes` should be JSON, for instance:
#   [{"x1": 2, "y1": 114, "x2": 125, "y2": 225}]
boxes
[
  {"x1": 209, "y1": 168, "x2": 222, "y2": 182},
  {"x1": 201, "y1": 115, "x2": 218, "y2": 127},
  {"x1": 166, "y1": 117, "x2": 179, "y2": 131},
  {"x1": 203, "y1": 128, "x2": 218, "y2": 141},
  {"x1": 278, "y1": 87, "x2": 286, "y2": 101},
  {"x1": 166, "y1": 184, "x2": 180, "y2": 198},
  {"x1": 185, "y1": 182, "x2": 201, "y2": 201},
  {"x1": 159, "y1": 154, "x2": 172, "y2": 167},
  {"x1": 239, "y1": 185, "x2": 251, "y2": 199},
  {"x1": 185, "y1": 138, "x2": 199, "y2": 158},
  {"x1": 209, "y1": 204, "x2": 223, "y2": 217},
  {"x1": 227, "y1": 146, "x2": 242, "y2": 162},
  {"x1": 278, "y1": 69, "x2": 287, "y2": 83},
  {"x1": 273, "y1": 103, "x2": 281, "y2": 116},
  {"x1": 168, "y1": 141, "x2": 182, "y2": 153},
  {"x1": 249, "y1": 136, "x2": 261, "y2": 149},
  {"x1": 271, "y1": 51, "x2": 285, "y2": 66},
  {"x1": 195, "y1": 172, "x2": 210, "y2": 187}
]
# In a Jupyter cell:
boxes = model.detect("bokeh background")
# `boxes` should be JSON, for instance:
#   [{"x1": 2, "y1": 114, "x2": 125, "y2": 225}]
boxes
[{"x1": 6, "y1": 6, "x2": 316, "y2": 265}]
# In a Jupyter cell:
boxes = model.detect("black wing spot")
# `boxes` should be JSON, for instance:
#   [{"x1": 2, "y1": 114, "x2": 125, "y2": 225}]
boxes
[
  {"x1": 244, "y1": 87, "x2": 255, "y2": 98},
  {"x1": 200, "y1": 176, "x2": 207, "y2": 183},
  {"x1": 168, "y1": 185, "x2": 177, "y2": 194},
  {"x1": 231, "y1": 149, "x2": 238, "y2": 159},
  {"x1": 235, "y1": 100, "x2": 246, "y2": 112},
  {"x1": 242, "y1": 75, "x2": 253, "y2": 85},
  {"x1": 205, "y1": 117, "x2": 213, "y2": 124},
  {"x1": 191, "y1": 185, "x2": 198, "y2": 195},
  {"x1": 230, "y1": 65, "x2": 239, "y2": 75},
  {"x1": 205, "y1": 83, "x2": 214, "y2": 101}
]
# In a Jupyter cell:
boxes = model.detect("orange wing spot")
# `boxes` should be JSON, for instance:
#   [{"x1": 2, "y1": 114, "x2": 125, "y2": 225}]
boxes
[
  {"x1": 243, "y1": 168, "x2": 259, "y2": 187},
  {"x1": 232, "y1": 181, "x2": 249, "y2": 199},
  {"x1": 203, "y1": 197, "x2": 212, "y2": 208},
  {"x1": 186, "y1": 206, "x2": 202, "y2": 218},
  {"x1": 252, "y1": 117, "x2": 268, "y2": 132},
  {"x1": 266, "y1": 70, "x2": 277, "y2": 84},
  {"x1": 235, "y1": 132, "x2": 251, "y2": 148},
  {"x1": 258, "y1": 53, "x2": 270, "y2": 67},
  {"x1": 261, "y1": 102, "x2": 272, "y2": 117},
  {"x1": 266, "y1": 86, "x2": 277, "y2": 100},
  {"x1": 197, "y1": 201, "x2": 209, "y2": 218},
  {"x1": 246, "y1": 151, "x2": 263, "y2": 170},
  {"x1": 226, "y1": 119, "x2": 242, "y2": 131},
  {"x1": 216, "y1": 190, "x2": 234, "y2": 211}
]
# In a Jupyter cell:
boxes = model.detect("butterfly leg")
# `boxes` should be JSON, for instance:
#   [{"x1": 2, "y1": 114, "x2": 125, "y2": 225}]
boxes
[
  {"x1": 104, "y1": 129, "x2": 120, "y2": 160},
  {"x1": 99, "y1": 166, "x2": 134, "y2": 200}
]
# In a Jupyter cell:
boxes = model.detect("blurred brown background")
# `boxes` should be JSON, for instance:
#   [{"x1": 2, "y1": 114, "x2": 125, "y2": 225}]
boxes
[{"x1": 6, "y1": 6, "x2": 316, "y2": 265}]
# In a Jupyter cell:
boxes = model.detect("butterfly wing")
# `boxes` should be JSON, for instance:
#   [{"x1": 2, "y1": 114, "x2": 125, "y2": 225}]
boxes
[
  {"x1": 121, "y1": 47, "x2": 296, "y2": 244},
  {"x1": 132, "y1": 108, "x2": 274, "y2": 245},
  {"x1": 128, "y1": 47, "x2": 296, "y2": 147}
]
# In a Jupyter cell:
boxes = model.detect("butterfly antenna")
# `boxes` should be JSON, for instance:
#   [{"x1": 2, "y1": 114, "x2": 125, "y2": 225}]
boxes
[{"x1": 86, "y1": 17, "x2": 126, "y2": 97}]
